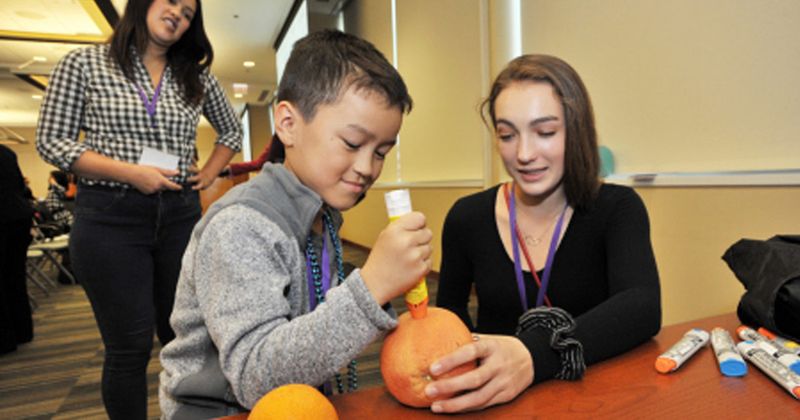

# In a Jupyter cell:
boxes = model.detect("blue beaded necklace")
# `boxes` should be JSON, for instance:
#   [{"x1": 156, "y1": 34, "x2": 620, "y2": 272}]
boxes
[{"x1": 305, "y1": 209, "x2": 358, "y2": 394}]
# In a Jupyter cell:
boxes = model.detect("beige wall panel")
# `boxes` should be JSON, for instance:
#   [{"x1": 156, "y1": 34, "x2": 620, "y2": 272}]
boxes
[
  {"x1": 248, "y1": 104, "x2": 272, "y2": 168},
  {"x1": 522, "y1": 0, "x2": 800, "y2": 174},
  {"x1": 195, "y1": 125, "x2": 240, "y2": 166},
  {"x1": 343, "y1": 0, "x2": 398, "y2": 183},
  {"x1": 341, "y1": 186, "x2": 482, "y2": 271},
  {"x1": 395, "y1": 0, "x2": 486, "y2": 182},
  {"x1": 637, "y1": 186, "x2": 800, "y2": 325}
]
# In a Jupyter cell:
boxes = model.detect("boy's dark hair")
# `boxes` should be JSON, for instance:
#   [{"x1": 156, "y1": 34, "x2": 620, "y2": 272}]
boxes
[
  {"x1": 482, "y1": 54, "x2": 600, "y2": 209},
  {"x1": 109, "y1": 0, "x2": 213, "y2": 105},
  {"x1": 268, "y1": 29, "x2": 412, "y2": 163}
]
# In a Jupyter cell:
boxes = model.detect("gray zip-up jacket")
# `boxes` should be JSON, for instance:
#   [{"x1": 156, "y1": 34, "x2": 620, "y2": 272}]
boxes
[{"x1": 159, "y1": 163, "x2": 397, "y2": 419}]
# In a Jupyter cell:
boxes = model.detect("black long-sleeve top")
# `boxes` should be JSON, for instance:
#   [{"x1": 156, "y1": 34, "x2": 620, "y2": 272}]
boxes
[
  {"x1": 436, "y1": 183, "x2": 661, "y2": 384},
  {"x1": 0, "y1": 145, "x2": 34, "y2": 223}
]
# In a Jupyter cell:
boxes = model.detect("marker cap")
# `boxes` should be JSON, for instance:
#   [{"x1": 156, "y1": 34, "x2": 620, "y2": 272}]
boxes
[
  {"x1": 384, "y1": 189, "x2": 412, "y2": 218},
  {"x1": 655, "y1": 357, "x2": 677, "y2": 374},
  {"x1": 719, "y1": 359, "x2": 747, "y2": 377},
  {"x1": 790, "y1": 362, "x2": 800, "y2": 375}
]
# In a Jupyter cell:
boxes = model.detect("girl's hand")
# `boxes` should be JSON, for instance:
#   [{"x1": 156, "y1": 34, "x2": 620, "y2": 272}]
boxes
[
  {"x1": 127, "y1": 165, "x2": 182, "y2": 194},
  {"x1": 424, "y1": 334, "x2": 534, "y2": 413},
  {"x1": 188, "y1": 164, "x2": 217, "y2": 190}
]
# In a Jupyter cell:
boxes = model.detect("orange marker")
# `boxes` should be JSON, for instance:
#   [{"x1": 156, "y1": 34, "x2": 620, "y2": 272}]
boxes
[
  {"x1": 384, "y1": 189, "x2": 428, "y2": 319},
  {"x1": 655, "y1": 328, "x2": 709, "y2": 373}
]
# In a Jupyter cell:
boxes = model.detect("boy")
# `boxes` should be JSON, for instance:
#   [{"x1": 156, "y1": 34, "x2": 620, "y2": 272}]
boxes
[{"x1": 159, "y1": 30, "x2": 430, "y2": 418}]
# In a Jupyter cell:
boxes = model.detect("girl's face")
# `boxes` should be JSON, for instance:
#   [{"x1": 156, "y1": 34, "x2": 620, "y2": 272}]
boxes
[
  {"x1": 145, "y1": 0, "x2": 196, "y2": 51},
  {"x1": 494, "y1": 81, "x2": 567, "y2": 203},
  {"x1": 279, "y1": 87, "x2": 402, "y2": 211}
]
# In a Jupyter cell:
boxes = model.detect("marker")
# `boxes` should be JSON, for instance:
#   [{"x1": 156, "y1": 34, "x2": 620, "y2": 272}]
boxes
[
  {"x1": 737, "y1": 326, "x2": 800, "y2": 375},
  {"x1": 655, "y1": 328, "x2": 709, "y2": 374},
  {"x1": 384, "y1": 189, "x2": 428, "y2": 319},
  {"x1": 737, "y1": 341, "x2": 800, "y2": 400},
  {"x1": 711, "y1": 328, "x2": 747, "y2": 377},
  {"x1": 758, "y1": 327, "x2": 800, "y2": 355}
]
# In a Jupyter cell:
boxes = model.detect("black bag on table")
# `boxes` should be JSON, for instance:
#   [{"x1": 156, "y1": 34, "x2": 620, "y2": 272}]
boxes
[{"x1": 722, "y1": 235, "x2": 800, "y2": 342}]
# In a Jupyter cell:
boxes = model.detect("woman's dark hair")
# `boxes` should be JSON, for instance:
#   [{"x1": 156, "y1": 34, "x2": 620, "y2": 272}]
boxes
[
  {"x1": 108, "y1": 0, "x2": 213, "y2": 105},
  {"x1": 268, "y1": 29, "x2": 413, "y2": 163},
  {"x1": 482, "y1": 54, "x2": 600, "y2": 208}
]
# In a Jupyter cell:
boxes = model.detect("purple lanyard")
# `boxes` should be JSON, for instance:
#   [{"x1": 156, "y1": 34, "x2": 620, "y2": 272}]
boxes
[
  {"x1": 509, "y1": 185, "x2": 568, "y2": 310},
  {"x1": 306, "y1": 226, "x2": 331, "y2": 311},
  {"x1": 137, "y1": 74, "x2": 164, "y2": 128}
]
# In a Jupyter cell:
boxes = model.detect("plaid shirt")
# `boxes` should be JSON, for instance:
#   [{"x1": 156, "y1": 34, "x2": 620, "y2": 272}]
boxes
[
  {"x1": 44, "y1": 183, "x2": 74, "y2": 228},
  {"x1": 36, "y1": 44, "x2": 242, "y2": 187}
]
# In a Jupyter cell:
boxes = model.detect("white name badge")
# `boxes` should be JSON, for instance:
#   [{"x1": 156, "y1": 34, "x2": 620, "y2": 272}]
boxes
[{"x1": 139, "y1": 146, "x2": 179, "y2": 171}]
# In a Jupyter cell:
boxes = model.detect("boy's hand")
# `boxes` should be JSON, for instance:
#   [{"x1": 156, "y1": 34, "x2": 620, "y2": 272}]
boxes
[{"x1": 361, "y1": 212, "x2": 433, "y2": 305}]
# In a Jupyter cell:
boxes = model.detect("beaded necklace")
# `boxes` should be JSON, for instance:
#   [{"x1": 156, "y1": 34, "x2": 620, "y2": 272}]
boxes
[{"x1": 305, "y1": 209, "x2": 358, "y2": 394}]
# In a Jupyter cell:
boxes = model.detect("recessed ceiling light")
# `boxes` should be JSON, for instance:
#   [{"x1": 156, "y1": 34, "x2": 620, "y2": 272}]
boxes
[
  {"x1": 243, "y1": 61, "x2": 255, "y2": 68},
  {"x1": 232, "y1": 83, "x2": 248, "y2": 95},
  {"x1": 234, "y1": 93, "x2": 243, "y2": 99},
  {"x1": 32, "y1": 94, "x2": 43, "y2": 100}
]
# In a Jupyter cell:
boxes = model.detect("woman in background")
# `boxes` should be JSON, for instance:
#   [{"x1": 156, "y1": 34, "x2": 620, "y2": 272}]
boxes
[{"x1": 35, "y1": 0, "x2": 241, "y2": 417}]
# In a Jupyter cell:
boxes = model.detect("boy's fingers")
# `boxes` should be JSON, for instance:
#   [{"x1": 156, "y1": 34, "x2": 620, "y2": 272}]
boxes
[{"x1": 394, "y1": 212, "x2": 426, "y2": 230}]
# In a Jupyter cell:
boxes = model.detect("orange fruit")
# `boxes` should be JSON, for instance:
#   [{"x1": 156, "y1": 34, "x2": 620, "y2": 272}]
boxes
[
  {"x1": 380, "y1": 307, "x2": 477, "y2": 407},
  {"x1": 248, "y1": 383, "x2": 338, "y2": 420}
]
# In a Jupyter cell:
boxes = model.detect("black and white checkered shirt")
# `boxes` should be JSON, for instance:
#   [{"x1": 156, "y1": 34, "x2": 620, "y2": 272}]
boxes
[
  {"x1": 44, "y1": 183, "x2": 74, "y2": 228},
  {"x1": 36, "y1": 44, "x2": 242, "y2": 187}
]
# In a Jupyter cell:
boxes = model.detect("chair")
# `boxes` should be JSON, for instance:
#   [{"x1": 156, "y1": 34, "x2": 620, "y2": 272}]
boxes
[
  {"x1": 26, "y1": 249, "x2": 53, "y2": 295},
  {"x1": 29, "y1": 234, "x2": 76, "y2": 284}
]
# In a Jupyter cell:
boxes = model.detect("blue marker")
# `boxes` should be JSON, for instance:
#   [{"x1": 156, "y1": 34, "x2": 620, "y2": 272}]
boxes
[
  {"x1": 737, "y1": 341, "x2": 800, "y2": 400},
  {"x1": 711, "y1": 328, "x2": 747, "y2": 377}
]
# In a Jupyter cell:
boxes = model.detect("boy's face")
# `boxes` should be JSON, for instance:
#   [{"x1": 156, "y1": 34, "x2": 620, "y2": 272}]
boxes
[{"x1": 279, "y1": 87, "x2": 402, "y2": 211}]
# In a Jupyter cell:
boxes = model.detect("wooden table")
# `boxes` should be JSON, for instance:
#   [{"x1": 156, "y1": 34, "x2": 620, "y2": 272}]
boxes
[{"x1": 328, "y1": 313, "x2": 799, "y2": 418}]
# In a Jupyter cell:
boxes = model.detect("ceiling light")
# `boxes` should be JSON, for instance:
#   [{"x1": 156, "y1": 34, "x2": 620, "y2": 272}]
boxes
[
  {"x1": 234, "y1": 93, "x2": 243, "y2": 99},
  {"x1": 18, "y1": 56, "x2": 48, "y2": 70},
  {"x1": 243, "y1": 61, "x2": 255, "y2": 68},
  {"x1": 32, "y1": 94, "x2": 43, "y2": 100},
  {"x1": 232, "y1": 83, "x2": 248, "y2": 95}
]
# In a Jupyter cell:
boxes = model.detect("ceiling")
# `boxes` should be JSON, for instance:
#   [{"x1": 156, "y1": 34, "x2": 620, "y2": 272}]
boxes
[{"x1": 0, "y1": 0, "x2": 297, "y2": 127}]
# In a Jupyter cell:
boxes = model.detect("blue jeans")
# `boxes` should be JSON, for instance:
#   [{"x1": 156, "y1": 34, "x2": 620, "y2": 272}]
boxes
[{"x1": 70, "y1": 184, "x2": 201, "y2": 420}]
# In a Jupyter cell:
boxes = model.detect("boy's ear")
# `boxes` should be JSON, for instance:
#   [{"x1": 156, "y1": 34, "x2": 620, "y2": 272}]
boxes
[{"x1": 273, "y1": 100, "x2": 302, "y2": 147}]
